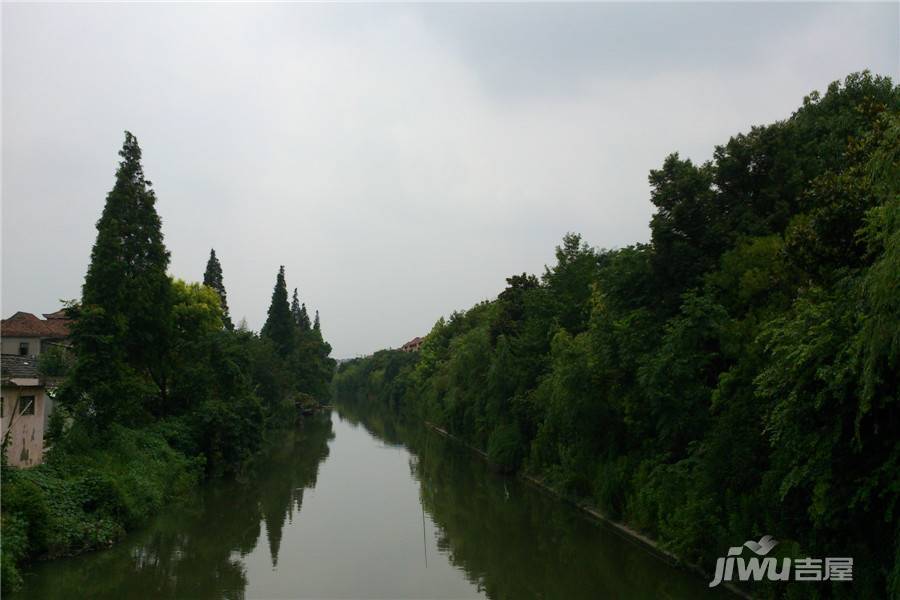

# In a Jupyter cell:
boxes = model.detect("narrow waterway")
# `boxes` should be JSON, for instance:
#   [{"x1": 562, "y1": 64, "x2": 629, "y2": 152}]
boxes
[{"x1": 14, "y1": 408, "x2": 730, "y2": 599}]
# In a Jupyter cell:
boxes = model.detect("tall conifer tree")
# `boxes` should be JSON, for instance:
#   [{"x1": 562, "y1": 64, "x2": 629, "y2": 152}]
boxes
[
  {"x1": 299, "y1": 303, "x2": 311, "y2": 332},
  {"x1": 262, "y1": 266, "x2": 295, "y2": 355},
  {"x1": 203, "y1": 248, "x2": 234, "y2": 330},
  {"x1": 290, "y1": 287, "x2": 312, "y2": 332},
  {"x1": 290, "y1": 288, "x2": 302, "y2": 327},
  {"x1": 313, "y1": 310, "x2": 323, "y2": 342},
  {"x1": 64, "y1": 131, "x2": 172, "y2": 424}
]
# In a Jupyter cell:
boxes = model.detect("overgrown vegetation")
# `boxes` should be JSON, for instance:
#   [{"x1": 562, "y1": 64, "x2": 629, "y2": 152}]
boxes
[
  {"x1": 334, "y1": 72, "x2": 899, "y2": 598},
  {"x1": 1, "y1": 132, "x2": 335, "y2": 592}
]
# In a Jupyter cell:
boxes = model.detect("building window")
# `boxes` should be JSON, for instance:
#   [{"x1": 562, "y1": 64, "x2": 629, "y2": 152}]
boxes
[
  {"x1": 20, "y1": 396, "x2": 35, "y2": 416},
  {"x1": 18, "y1": 342, "x2": 29, "y2": 356}
]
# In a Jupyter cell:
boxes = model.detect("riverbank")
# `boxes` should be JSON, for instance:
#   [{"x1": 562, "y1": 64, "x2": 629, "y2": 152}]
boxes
[
  {"x1": 0, "y1": 424, "x2": 200, "y2": 591},
  {"x1": 423, "y1": 420, "x2": 751, "y2": 599},
  {"x1": 6, "y1": 415, "x2": 336, "y2": 599},
  {"x1": 0, "y1": 414, "x2": 322, "y2": 594},
  {"x1": 331, "y1": 75, "x2": 899, "y2": 598}
]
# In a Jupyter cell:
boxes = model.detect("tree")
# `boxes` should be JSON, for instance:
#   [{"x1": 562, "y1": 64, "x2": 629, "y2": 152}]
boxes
[
  {"x1": 330, "y1": 73, "x2": 900, "y2": 594},
  {"x1": 203, "y1": 249, "x2": 234, "y2": 330},
  {"x1": 290, "y1": 288, "x2": 312, "y2": 333},
  {"x1": 62, "y1": 131, "x2": 173, "y2": 425},
  {"x1": 299, "y1": 304, "x2": 311, "y2": 331},
  {"x1": 489, "y1": 273, "x2": 539, "y2": 345},
  {"x1": 542, "y1": 233, "x2": 598, "y2": 334},
  {"x1": 261, "y1": 266, "x2": 295, "y2": 356},
  {"x1": 647, "y1": 154, "x2": 718, "y2": 311},
  {"x1": 290, "y1": 289, "x2": 301, "y2": 327}
]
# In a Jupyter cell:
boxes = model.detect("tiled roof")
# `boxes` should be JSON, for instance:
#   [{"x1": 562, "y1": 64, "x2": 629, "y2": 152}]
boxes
[
  {"x1": 1, "y1": 311, "x2": 71, "y2": 338},
  {"x1": 1, "y1": 354, "x2": 40, "y2": 380}
]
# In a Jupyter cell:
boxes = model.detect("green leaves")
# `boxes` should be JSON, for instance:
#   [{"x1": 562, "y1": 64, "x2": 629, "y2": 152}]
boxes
[{"x1": 332, "y1": 72, "x2": 900, "y2": 595}]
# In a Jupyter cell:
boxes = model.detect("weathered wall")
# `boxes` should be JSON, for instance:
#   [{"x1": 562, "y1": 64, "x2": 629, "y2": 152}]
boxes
[
  {"x1": 0, "y1": 386, "x2": 46, "y2": 467},
  {"x1": 1, "y1": 336, "x2": 41, "y2": 356}
]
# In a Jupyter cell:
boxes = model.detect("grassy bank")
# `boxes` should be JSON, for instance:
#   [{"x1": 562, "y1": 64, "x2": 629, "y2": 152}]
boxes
[{"x1": 1, "y1": 425, "x2": 200, "y2": 591}]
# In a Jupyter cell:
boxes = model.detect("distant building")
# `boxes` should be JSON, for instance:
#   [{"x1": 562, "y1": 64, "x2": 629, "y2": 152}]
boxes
[
  {"x1": 1, "y1": 310, "x2": 71, "y2": 357},
  {"x1": 401, "y1": 336, "x2": 424, "y2": 352},
  {"x1": 1, "y1": 354, "x2": 53, "y2": 467},
  {"x1": 0, "y1": 309, "x2": 71, "y2": 467}
]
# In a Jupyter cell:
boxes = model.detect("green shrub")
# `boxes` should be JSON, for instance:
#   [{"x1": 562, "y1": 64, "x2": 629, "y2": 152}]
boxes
[
  {"x1": 1, "y1": 514, "x2": 28, "y2": 593},
  {"x1": 592, "y1": 456, "x2": 633, "y2": 520},
  {"x1": 0, "y1": 424, "x2": 202, "y2": 592},
  {"x1": 1, "y1": 476, "x2": 51, "y2": 555},
  {"x1": 486, "y1": 424, "x2": 525, "y2": 473}
]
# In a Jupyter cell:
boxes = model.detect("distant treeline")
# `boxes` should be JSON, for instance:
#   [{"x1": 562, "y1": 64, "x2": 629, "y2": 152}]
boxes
[
  {"x1": 333, "y1": 72, "x2": 899, "y2": 598},
  {"x1": 1, "y1": 133, "x2": 335, "y2": 591}
]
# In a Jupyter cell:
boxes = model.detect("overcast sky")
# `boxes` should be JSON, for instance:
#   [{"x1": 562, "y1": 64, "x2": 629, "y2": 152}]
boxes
[{"x1": 2, "y1": 3, "x2": 897, "y2": 358}]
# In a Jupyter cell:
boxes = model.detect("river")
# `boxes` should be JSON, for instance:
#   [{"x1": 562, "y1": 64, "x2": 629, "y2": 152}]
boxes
[{"x1": 12, "y1": 407, "x2": 731, "y2": 599}]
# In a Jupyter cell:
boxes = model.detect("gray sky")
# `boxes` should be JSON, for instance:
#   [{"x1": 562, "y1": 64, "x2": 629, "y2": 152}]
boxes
[{"x1": 2, "y1": 3, "x2": 897, "y2": 358}]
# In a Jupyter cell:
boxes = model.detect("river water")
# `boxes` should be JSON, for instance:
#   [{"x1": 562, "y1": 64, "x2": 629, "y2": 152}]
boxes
[{"x1": 13, "y1": 408, "x2": 730, "y2": 599}]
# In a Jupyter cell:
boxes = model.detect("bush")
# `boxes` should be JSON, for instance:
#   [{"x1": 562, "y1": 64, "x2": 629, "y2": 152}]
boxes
[
  {"x1": 486, "y1": 424, "x2": 525, "y2": 473},
  {"x1": 0, "y1": 424, "x2": 202, "y2": 594},
  {"x1": 1, "y1": 476, "x2": 51, "y2": 555},
  {"x1": 1, "y1": 514, "x2": 28, "y2": 591},
  {"x1": 37, "y1": 345, "x2": 74, "y2": 378},
  {"x1": 592, "y1": 456, "x2": 633, "y2": 520}
]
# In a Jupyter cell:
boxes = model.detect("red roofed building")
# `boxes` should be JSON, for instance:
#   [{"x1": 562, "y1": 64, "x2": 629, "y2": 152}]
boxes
[
  {"x1": 1, "y1": 309, "x2": 71, "y2": 467},
  {"x1": 1, "y1": 310, "x2": 71, "y2": 357},
  {"x1": 401, "y1": 336, "x2": 424, "y2": 352}
]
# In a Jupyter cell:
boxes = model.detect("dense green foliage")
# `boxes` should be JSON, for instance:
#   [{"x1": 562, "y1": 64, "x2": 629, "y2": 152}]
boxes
[
  {"x1": 1, "y1": 426, "x2": 200, "y2": 590},
  {"x1": 262, "y1": 266, "x2": 296, "y2": 356},
  {"x1": 6, "y1": 415, "x2": 335, "y2": 598},
  {"x1": 334, "y1": 72, "x2": 899, "y2": 597},
  {"x1": 263, "y1": 274, "x2": 336, "y2": 407},
  {"x1": 62, "y1": 131, "x2": 174, "y2": 428},
  {"x1": 36, "y1": 345, "x2": 74, "y2": 379},
  {"x1": 2, "y1": 133, "x2": 335, "y2": 592}
]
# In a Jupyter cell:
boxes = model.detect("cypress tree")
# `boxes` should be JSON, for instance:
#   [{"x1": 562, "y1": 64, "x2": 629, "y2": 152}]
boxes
[
  {"x1": 290, "y1": 288, "x2": 302, "y2": 327},
  {"x1": 299, "y1": 303, "x2": 311, "y2": 332},
  {"x1": 313, "y1": 310, "x2": 323, "y2": 342},
  {"x1": 262, "y1": 266, "x2": 295, "y2": 355},
  {"x1": 203, "y1": 248, "x2": 234, "y2": 330},
  {"x1": 64, "y1": 131, "x2": 172, "y2": 424},
  {"x1": 290, "y1": 287, "x2": 312, "y2": 332}
]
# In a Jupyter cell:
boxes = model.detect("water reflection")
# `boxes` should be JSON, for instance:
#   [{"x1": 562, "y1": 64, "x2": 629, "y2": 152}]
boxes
[
  {"x1": 338, "y1": 402, "x2": 730, "y2": 600},
  {"x1": 15, "y1": 408, "x2": 727, "y2": 599},
  {"x1": 14, "y1": 415, "x2": 334, "y2": 600}
]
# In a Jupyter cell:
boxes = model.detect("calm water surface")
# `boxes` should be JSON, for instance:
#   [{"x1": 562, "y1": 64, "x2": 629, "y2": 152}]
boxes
[{"x1": 14, "y1": 408, "x2": 730, "y2": 599}]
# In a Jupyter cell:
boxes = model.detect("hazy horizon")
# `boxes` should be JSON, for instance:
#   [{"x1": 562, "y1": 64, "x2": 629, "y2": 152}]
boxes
[{"x1": 3, "y1": 2, "x2": 898, "y2": 357}]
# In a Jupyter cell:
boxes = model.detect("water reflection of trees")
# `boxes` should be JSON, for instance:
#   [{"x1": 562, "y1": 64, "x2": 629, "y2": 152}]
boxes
[
  {"x1": 338, "y1": 402, "x2": 724, "y2": 600},
  {"x1": 18, "y1": 415, "x2": 335, "y2": 600}
]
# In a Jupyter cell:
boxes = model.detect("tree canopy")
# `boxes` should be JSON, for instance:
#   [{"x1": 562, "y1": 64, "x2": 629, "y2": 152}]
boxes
[
  {"x1": 262, "y1": 266, "x2": 295, "y2": 356},
  {"x1": 3, "y1": 131, "x2": 337, "y2": 593},
  {"x1": 334, "y1": 72, "x2": 900, "y2": 598},
  {"x1": 203, "y1": 248, "x2": 234, "y2": 330}
]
